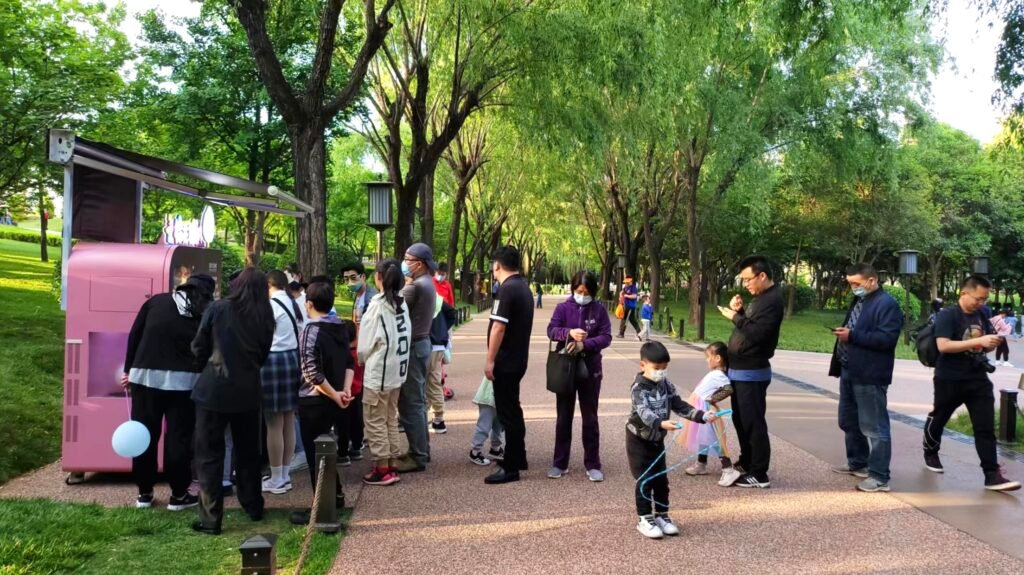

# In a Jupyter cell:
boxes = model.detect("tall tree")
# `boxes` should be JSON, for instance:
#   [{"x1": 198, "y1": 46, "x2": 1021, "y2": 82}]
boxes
[{"x1": 231, "y1": 0, "x2": 396, "y2": 275}]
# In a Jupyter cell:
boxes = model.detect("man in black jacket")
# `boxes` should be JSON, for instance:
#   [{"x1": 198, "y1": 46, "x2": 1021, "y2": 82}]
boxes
[
  {"x1": 718, "y1": 255, "x2": 784, "y2": 489},
  {"x1": 827, "y1": 264, "x2": 903, "y2": 493}
]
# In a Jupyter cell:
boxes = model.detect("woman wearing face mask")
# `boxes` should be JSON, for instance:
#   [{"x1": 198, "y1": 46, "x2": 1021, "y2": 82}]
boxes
[{"x1": 545, "y1": 271, "x2": 613, "y2": 481}]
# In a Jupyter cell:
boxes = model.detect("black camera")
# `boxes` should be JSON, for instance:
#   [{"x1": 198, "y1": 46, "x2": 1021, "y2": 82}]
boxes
[{"x1": 971, "y1": 354, "x2": 997, "y2": 374}]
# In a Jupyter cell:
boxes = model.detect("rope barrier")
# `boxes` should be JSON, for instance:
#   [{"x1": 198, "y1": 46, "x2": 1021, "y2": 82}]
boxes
[{"x1": 293, "y1": 457, "x2": 327, "y2": 575}]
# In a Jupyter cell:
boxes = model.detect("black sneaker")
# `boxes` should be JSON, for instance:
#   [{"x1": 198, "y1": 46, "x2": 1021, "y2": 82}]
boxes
[
  {"x1": 348, "y1": 448, "x2": 364, "y2": 461},
  {"x1": 736, "y1": 473, "x2": 771, "y2": 489},
  {"x1": 191, "y1": 520, "x2": 221, "y2": 535},
  {"x1": 167, "y1": 492, "x2": 199, "y2": 511},
  {"x1": 430, "y1": 421, "x2": 448, "y2": 434},
  {"x1": 221, "y1": 484, "x2": 235, "y2": 498},
  {"x1": 984, "y1": 472, "x2": 1022, "y2": 492},
  {"x1": 924, "y1": 452, "x2": 944, "y2": 473},
  {"x1": 469, "y1": 450, "x2": 492, "y2": 466},
  {"x1": 338, "y1": 455, "x2": 351, "y2": 467},
  {"x1": 488, "y1": 447, "x2": 505, "y2": 461},
  {"x1": 484, "y1": 469, "x2": 520, "y2": 484},
  {"x1": 135, "y1": 493, "x2": 154, "y2": 509}
]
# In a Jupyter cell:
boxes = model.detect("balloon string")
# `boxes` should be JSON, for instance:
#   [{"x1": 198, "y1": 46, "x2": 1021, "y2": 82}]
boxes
[{"x1": 124, "y1": 388, "x2": 132, "y2": 418}]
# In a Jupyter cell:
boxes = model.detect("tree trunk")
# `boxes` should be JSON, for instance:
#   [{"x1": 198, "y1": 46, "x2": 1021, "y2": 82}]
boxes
[
  {"x1": 685, "y1": 168, "x2": 701, "y2": 326},
  {"x1": 38, "y1": 183, "x2": 48, "y2": 263},
  {"x1": 291, "y1": 127, "x2": 328, "y2": 276},
  {"x1": 243, "y1": 209, "x2": 268, "y2": 268},
  {"x1": 927, "y1": 252, "x2": 942, "y2": 302},
  {"x1": 420, "y1": 172, "x2": 434, "y2": 247},
  {"x1": 785, "y1": 242, "x2": 802, "y2": 318},
  {"x1": 447, "y1": 179, "x2": 469, "y2": 276}
]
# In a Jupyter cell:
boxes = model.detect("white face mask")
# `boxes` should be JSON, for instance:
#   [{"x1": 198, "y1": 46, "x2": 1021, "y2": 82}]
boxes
[
  {"x1": 574, "y1": 294, "x2": 593, "y2": 306},
  {"x1": 436, "y1": 274, "x2": 447, "y2": 282},
  {"x1": 647, "y1": 369, "x2": 668, "y2": 382}
]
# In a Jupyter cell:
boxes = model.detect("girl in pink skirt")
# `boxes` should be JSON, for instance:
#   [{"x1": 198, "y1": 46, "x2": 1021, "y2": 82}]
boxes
[{"x1": 680, "y1": 342, "x2": 739, "y2": 486}]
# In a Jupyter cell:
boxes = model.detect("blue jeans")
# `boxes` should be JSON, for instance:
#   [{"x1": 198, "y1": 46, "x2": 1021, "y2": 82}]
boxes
[
  {"x1": 399, "y1": 337, "x2": 432, "y2": 466},
  {"x1": 838, "y1": 371, "x2": 891, "y2": 483}
]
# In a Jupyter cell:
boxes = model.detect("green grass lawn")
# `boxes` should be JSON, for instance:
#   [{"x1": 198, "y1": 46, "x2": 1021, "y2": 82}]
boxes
[
  {"x1": 655, "y1": 299, "x2": 919, "y2": 360},
  {"x1": 0, "y1": 239, "x2": 64, "y2": 485},
  {"x1": 0, "y1": 499, "x2": 344, "y2": 575},
  {"x1": 947, "y1": 409, "x2": 1024, "y2": 453}
]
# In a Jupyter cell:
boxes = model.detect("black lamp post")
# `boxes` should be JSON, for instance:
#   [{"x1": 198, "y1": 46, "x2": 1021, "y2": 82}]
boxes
[
  {"x1": 617, "y1": 254, "x2": 626, "y2": 299},
  {"x1": 878, "y1": 269, "x2": 890, "y2": 285},
  {"x1": 897, "y1": 250, "x2": 919, "y2": 343},
  {"x1": 365, "y1": 182, "x2": 393, "y2": 261}
]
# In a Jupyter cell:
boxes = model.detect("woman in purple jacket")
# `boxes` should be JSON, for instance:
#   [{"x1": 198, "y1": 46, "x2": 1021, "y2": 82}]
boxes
[{"x1": 547, "y1": 271, "x2": 613, "y2": 481}]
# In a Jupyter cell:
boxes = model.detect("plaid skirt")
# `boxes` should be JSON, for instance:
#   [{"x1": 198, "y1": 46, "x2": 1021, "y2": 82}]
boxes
[{"x1": 261, "y1": 349, "x2": 300, "y2": 413}]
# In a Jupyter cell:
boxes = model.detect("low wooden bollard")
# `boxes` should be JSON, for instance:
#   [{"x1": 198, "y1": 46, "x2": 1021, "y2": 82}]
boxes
[
  {"x1": 314, "y1": 435, "x2": 341, "y2": 534},
  {"x1": 239, "y1": 534, "x2": 277, "y2": 575}
]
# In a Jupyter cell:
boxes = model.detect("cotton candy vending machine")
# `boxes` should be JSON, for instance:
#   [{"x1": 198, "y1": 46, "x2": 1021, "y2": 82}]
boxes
[{"x1": 48, "y1": 130, "x2": 312, "y2": 483}]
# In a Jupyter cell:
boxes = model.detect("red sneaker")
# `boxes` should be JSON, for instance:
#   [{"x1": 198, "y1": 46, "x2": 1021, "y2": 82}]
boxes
[{"x1": 364, "y1": 468, "x2": 400, "y2": 486}]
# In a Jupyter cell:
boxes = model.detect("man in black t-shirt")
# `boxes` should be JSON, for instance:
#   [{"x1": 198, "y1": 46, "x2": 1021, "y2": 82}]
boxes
[
  {"x1": 484, "y1": 245, "x2": 534, "y2": 484},
  {"x1": 924, "y1": 275, "x2": 1020, "y2": 491}
]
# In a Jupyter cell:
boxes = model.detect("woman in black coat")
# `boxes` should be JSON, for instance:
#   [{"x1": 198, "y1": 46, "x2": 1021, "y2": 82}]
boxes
[{"x1": 191, "y1": 268, "x2": 275, "y2": 535}]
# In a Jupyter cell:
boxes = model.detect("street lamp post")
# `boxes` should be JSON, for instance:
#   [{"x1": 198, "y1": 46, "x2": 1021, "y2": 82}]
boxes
[
  {"x1": 365, "y1": 182, "x2": 393, "y2": 262},
  {"x1": 972, "y1": 255, "x2": 990, "y2": 277},
  {"x1": 617, "y1": 254, "x2": 627, "y2": 301},
  {"x1": 898, "y1": 249, "x2": 919, "y2": 344}
]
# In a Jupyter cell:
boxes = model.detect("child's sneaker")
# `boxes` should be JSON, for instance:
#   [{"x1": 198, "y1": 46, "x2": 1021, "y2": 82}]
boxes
[
  {"x1": 136, "y1": 493, "x2": 154, "y2": 509},
  {"x1": 348, "y1": 447, "x2": 364, "y2": 461},
  {"x1": 685, "y1": 462, "x2": 708, "y2": 476},
  {"x1": 488, "y1": 447, "x2": 505, "y2": 461},
  {"x1": 654, "y1": 514, "x2": 680, "y2": 536},
  {"x1": 469, "y1": 450, "x2": 492, "y2": 466},
  {"x1": 636, "y1": 515, "x2": 664, "y2": 539},
  {"x1": 430, "y1": 420, "x2": 448, "y2": 434},
  {"x1": 363, "y1": 468, "x2": 400, "y2": 486},
  {"x1": 718, "y1": 467, "x2": 742, "y2": 487},
  {"x1": 338, "y1": 455, "x2": 352, "y2": 467},
  {"x1": 167, "y1": 492, "x2": 199, "y2": 511}
]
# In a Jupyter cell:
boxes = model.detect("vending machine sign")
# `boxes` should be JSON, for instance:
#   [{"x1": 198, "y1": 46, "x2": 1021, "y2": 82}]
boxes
[{"x1": 161, "y1": 206, "x2": 216, "y2": 247}]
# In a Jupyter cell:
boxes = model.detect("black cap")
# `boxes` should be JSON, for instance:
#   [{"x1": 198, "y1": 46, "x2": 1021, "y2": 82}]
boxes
[{"x1": 186, "y1": 274, "x2": 216, "y2": 295}]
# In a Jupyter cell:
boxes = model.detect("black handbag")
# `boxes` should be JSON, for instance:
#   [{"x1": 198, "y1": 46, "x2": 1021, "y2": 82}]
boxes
[{"x1": 546, "y1": 338, "x2": 576, "y2": 394}]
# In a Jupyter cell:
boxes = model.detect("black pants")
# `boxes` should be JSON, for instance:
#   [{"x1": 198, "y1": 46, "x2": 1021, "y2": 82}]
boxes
[
  {"x1": 626, "y1": 432, "x2": 668, "y2": 516},
  {"x1": 619, "y1": 307, "x2": 641, "y2": 336},
  {"x1": 731, "y1": 380, "x2": 771, "y2": 476},
  {"x1": 996, "y1": 339, "x2": 1010, "y2": 362},
  {"x1": 299, "y1": 400, "x2": 344, "y2": 501},
  {"x1": 493, "y1": 367, "x2": 528, "y2": 472},
  {"x1": 195, "y1": 407, "x2": 264, "y2": 529},
  {"x1": 130, "y1": 383, "x2": 195, "y2": 496},
  {"x1": 335, "y1": 391, "x2": 364, "y2": 455},
  {"x1": 924, "y1": 376, "x2": 998, "y2": 474}
]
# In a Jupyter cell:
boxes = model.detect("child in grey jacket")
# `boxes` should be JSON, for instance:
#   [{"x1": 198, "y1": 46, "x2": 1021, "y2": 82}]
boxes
[{"x1": 627, "y1": 341, "x2": 718, "y2": 539}]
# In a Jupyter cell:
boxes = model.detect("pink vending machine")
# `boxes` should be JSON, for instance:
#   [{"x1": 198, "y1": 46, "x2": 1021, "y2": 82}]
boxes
[
  {"x1": 62, "y1": 243, "x2": 220, "y2": 474},
  {"x1": 48, "y1": 130, "x2": 312, "y2": 481}
]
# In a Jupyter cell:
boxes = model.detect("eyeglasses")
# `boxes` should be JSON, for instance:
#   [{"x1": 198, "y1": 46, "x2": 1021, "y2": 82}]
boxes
[
  {"x1": 964, "y1": 293, "x2": 989, "y2": 304},
  {"x1": 403, "y1": 257, "x2": 420, "y2": 264},
  {"x1": 343, "y1": 273, "x2": 361, "y2": 283},
  {"x1": 739, "y1": 274, "x2": 761, "y2": 285}
]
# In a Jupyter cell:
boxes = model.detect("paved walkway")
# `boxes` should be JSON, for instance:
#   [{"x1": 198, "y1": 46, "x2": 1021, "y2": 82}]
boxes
[
  {"x1": 3, "y1": 305, "x2": 1023, "y2": 574},
  {"x1": 329, "y1": 306, "x2": 1024, "y2": 575}
]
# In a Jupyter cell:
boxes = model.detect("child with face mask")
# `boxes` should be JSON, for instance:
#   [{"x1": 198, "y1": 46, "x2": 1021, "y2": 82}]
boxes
[{"x1": 626, "y1": 341, "x2": 718, "y2": 539}]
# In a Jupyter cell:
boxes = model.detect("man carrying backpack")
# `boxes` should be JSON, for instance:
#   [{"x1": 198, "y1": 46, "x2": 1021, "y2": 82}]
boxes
[
  {"x1": 923, "y1": 275, "x2": 1020, "y2": 491},
  {"x1": 828, "y1": 264, "x2": 904, "y2": 493}
]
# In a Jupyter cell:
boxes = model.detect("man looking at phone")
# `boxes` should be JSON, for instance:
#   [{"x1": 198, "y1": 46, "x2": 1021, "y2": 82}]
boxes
[
  {"x1": 827, "y1": 264, "x2": 903, "y2": 492},
  {"x1": 717, "y1": 255, "x2": 784, "y2": 488},
  {"x1": 923, "y1": 275, "x2": 1020, "y2": 491}
]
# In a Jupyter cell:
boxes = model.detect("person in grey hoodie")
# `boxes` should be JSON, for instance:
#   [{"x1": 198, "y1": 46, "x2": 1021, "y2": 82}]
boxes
[{"x1": 626, "y1": 341, "x2": 718, "y2": 540}]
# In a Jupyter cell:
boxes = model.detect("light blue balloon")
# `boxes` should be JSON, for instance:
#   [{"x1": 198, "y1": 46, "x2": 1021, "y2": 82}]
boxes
[{"x1": 112, "y1": 420, "x2": 150, "y2": 458}]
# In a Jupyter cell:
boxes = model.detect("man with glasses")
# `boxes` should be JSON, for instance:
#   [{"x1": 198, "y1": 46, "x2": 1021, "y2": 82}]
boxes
[
  {"x1": 923, "y1": 275, "x2": 1020, "y2": 491},
  {"x1": 395, "y1": 243, "x2": 439, "y2": 473},
  {"x1": 718, "y1": 255, "x2": 784, "y2": 489},
  {"x1": 341, "y1": 262, "x2": 378, "y2": 328},
  {"x1": 827, "y1": 264, "x2": 903, "y2": 492}
]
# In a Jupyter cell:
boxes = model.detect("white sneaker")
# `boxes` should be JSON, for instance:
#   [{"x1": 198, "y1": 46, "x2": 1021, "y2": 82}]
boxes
[
  {"x1": 718, "y1": 468, "x2": 742, "y2": 487},
  {"x1": 637, "y1": 515, "x2": 664, "y2": 539},
  {"x1": 685, "y1": 462, "x2": 709, "y2": 476},
  {"x1": 995, "y1": 361, "x2": 1005, "y2": 367},
  {"x1": 1004, "y1": 362, "x2": 1015, "y2": 368},
  {"x1": 289, "y1": 453, "x2": 308, "y2": 472},
  {"x1": 654, "y1": 514, "x2": 680, "y2": 536},
  {"x1": 261, "y1": 478, "x2": 292, "y2": 495}
]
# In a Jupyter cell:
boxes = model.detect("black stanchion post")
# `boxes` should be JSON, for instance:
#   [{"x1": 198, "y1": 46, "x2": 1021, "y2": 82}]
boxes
[
  {"x1": 314, "y1": 435, "x2": 341, "y2": 534},
  {"x1": 679, "y1": 319, "x2": 685, "y2": 340},
  {"x1": 999, "y1": 389, "x2": 1018, "y2": 443},
  {"x1": 239, "y1": 534, "x2": 277, "y2": 575}
]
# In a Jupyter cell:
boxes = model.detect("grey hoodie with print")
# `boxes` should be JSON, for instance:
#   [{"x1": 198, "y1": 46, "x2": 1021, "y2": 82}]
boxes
[{"x1": 626, "y1": 373, "x2": 706, "y2": 442}]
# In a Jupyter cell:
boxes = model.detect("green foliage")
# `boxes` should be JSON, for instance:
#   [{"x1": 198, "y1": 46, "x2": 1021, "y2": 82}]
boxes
[
  {"x1": 0, "y1": 239, "x2": 63, "y2": 485},
  {"x1": 212, "y1": 238, "x2": 245, "y2": 295},
  {"x1": 0, "y1": 499, "x2": 343, "y2": 574},
  {"x1": 882, "y1": 285, "x2": 922, "y2": 324},
  {"x1": 0, "y1": 226, "x2": 60, "y2": 247},
  {"x1": 792, "y1": 283, "x2": 817, "y2": 314}
]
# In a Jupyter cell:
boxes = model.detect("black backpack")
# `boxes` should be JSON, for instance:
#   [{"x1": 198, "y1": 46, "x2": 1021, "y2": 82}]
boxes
[{"x1": 913, "y1": 318, "x2": 939, "y2": 367}]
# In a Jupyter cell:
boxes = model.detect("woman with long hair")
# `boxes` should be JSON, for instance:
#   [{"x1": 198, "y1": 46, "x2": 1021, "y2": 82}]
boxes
[
  {"x1": 190, "y1": 268, "x2": 275, "y2": 535},
  {"x1": 122, "y1": 274, "x2": 215, "y2": 511}
]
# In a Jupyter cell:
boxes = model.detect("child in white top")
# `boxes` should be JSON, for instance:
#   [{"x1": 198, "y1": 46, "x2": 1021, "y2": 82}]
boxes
[{"x1": 681, "y1": 341, "x2": 739, "y2": 487}]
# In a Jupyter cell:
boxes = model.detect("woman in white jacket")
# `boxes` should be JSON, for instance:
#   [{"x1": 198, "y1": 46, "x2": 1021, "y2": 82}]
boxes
[{"x1": 358, "y1": 258, "x2": 413, "y2": 486}]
